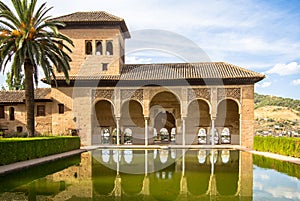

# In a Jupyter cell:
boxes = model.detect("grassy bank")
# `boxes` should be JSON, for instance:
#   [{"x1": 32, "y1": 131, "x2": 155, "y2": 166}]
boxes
[
  {"x1": 0, "y1": 136, "x2": 80, "y2": 165},
  {"x1": 253, "y1": 136, "x2": 300, "y2": 158}
]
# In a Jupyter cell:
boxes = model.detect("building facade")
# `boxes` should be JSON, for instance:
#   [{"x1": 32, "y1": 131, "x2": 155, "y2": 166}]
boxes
[{"x1": 0, "y1": 11, "x2": 264, "y2": 148}]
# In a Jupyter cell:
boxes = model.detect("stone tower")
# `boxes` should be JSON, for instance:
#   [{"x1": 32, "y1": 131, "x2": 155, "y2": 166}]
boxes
[{"x1": 50, "y1": 11, "x2": 130, "y2": 76}]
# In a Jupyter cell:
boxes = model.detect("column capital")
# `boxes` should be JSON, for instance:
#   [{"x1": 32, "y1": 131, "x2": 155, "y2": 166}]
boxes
[
  {"x1": 115, "y1": 116, "x2": 121, "y2": 121},
  {"x1": 144, "y1": 116, "x2": 150, "y2": 120},
  {"x1": 181, "y1": 116, "x2": 187, "y2": 120}
]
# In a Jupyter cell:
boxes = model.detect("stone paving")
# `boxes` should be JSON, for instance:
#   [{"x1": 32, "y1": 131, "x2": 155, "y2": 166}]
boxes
[{"x1": 0, "y1": 149, "x2": 85, "y2": 175}]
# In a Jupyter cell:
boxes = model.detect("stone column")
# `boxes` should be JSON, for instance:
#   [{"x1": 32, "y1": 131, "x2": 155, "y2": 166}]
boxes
[
  {"x1": 180, "y1": 150, "x2": 187, "y2": 195},
  {"x1": 211, "y1": 117, "x2": 216, "y2": 146},
  {"x1": 182, "y1": 117, "x2": 186, "y2": 146},
  {"x1": 116, "y1": 117, "x2": 120, "y2": 145},
  {"x1": 144, "y1": 117, "x2": 149, "y2": 146}
]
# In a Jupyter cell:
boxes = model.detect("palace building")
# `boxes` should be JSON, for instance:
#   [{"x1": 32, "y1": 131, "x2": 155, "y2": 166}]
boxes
[{"x1": 0, "y1": 11, "x2": 264, "y2": 148}]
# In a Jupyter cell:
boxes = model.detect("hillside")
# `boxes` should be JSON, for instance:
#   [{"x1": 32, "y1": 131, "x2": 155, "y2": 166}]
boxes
[
  {"x1": 254, "y1": 93, "x2": 300, "y2": 134},
  {"x1": 255, "y1": 106, "x2": 300, "y2": 121},
  {"x1": 254, "y1": 93, "x2": 300, "y2": 112}
]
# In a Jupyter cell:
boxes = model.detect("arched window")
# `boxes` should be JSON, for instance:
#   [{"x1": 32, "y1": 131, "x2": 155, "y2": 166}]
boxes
[
  {"x1": 106, "y1": 41, "x2": 113, "y2": 55},
  {"x1": 16, "y1": 126, "x2": 23, "y2": 133},
  {"x1": 221, "y1": 127, "x2": 231, "y2": 144},
  {"x1": 170, "y1": 128, "x2": 176, "y2": 142},
  {"x1": 160, "y1": 128, "x2": 169, "y2": 142},
  {"x1": 101, "y1": 128, "x2": 110, "y2": 144},
  {"x1": 9, "y1": 107, "x2": 15, "y2": 121},
  {"x1": 198, "y1": 128, "x2": 207, "y2": 144},
  {"x1": 0, "y1": 105, "x2": 4, "y2": 118},
  {"x1": 124, "y1": 128, "x2": 133, "y2": 144},
  {"x1": 95, "y1": 41, "x2": 103, "y2": 55},
  {"x1": 85, "y1": 40, "x2": 92, "y2": 55}
]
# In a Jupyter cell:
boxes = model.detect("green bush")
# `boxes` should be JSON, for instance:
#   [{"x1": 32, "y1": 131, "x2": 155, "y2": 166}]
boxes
[
  {"x1": 0, "y1": 136, "x2": 80, "y2": 165},
  {"x1": 254, "y1": 136, "x2": 300, "y2": 158}
]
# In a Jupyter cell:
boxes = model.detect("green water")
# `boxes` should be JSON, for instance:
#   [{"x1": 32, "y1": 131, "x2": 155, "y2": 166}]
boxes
[{"x1": 0, "y1": 149, "x2": 299, "y2": 201}]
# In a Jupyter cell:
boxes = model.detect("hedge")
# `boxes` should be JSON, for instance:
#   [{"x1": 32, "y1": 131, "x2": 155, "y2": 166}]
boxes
[
  {"x1": 253, "y1": 136, "x2": 300, "y2": 158},
  {"x1": 0, "y1": 154, "x2": 81, "y2": 193},
  {"x1": 0, "y1": 136, "x2": 80, "y2": 165}
]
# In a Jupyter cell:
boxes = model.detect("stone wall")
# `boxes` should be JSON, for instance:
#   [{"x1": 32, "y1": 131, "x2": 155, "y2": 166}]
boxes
[
  {"x1": 59, "y1": 28, "x2": 124, "y2": 76},
  {"x1": 240, "y1": 85, "x2": 255, "y2": 148},
  {"x1": 0, "y1": 103, "x2": 52, "y2": 135}
]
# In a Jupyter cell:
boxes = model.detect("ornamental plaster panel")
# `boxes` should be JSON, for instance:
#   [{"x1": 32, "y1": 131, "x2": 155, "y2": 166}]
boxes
[
  {"x1": 188, "y1": 88, "x2": 211, "y2": 101},
  {"x1": 217, "y1": 88, "x2": 241, "y2": 102}
]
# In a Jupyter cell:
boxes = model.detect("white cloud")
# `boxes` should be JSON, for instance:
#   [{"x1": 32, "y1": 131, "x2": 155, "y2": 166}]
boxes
[
  {"x1": 256, "y1": 82, "x2": 272, "y2": 88},
  {"x1": 291, "y1": 79, "x2": 300, "y2": 86},
  {"x1": 266, "y1": 62, "x2": 300, "y2": 76},
  {"x1": 125, "y1": 56, "x2": 152, "y2": 64}
]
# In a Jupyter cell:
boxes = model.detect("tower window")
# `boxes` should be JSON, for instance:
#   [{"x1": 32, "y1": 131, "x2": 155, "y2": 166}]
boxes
[
  {"x1": 102, "y1": 63, "x2": 108, "y2": 71},
  {"x1": 9, "y1": 107, "x2": 15, "y2": 120},
  {"x1": 106, "y1": 41, "x2": 113, "y2": 55},
  {"x1": 58, "y1": 104, "x2": 64, "y2": 114},
  {"x1": 37, "y1": 105, "x2": 45, "y2": 116},
  {"x1": 96, "y1": 41, "x2": 103, "y2": 55},
  {"x1": 0, "y1": 106, "x2": 4, "y2": 118},
  {"x1": 85, "y1": 40, "x2": 92, "y2": 55},
  {"x1": 16, "y1": 126, "x2": 23, "y2": 133}
]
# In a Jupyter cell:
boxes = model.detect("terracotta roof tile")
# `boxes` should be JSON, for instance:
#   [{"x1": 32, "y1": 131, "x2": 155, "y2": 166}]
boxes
[
  {"x1": 50, "y1": 11, "x2": 123, "y2": 22},
  {"x1": 50, "y1": 11, "x2": 130, "y2": 38},
  {"x1": 52, "y1": 62, "x2": 264, "y2": 82},
  {"x1": 0, "y1": 88, "x2": 51, "y2": 103}
]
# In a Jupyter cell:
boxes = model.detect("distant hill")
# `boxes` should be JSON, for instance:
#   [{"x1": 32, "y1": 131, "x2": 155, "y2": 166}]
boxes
[
  {"x1": 254, "y1": 93, "x2": 300, "y2": 112},
  {"x1": 255, "y1": 106, "x2": 300, "y2": 121},
  {"x1": 254, "y1": 93, "x2": 300, "y2": 133}
]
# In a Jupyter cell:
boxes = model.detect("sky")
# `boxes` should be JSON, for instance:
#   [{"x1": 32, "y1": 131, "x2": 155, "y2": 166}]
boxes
[
  {"x1": 254, "y1": 165, "x2": 300, "y2": 200},
  {"x1": 1, "y1": 0, "x2": 300, "y2": 99}
]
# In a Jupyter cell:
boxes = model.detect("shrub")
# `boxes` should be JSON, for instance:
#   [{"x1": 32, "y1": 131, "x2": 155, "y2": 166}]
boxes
[
  {"x1": 0, "y1": 136, "x2": 80, "y2": 165},
  {"x1": 254, "y1": 136, "x2": 300, "y2": 158}
]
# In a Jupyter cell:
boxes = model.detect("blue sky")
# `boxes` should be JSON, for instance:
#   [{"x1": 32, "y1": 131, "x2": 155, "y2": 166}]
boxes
[{"x1": 1, "y1": 0, "x2": 300, "y2": 99}]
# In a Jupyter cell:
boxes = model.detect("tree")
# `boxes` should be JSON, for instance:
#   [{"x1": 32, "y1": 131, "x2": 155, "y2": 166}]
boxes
[
  {"x1": 0, "y1": 0, "x2": 73, "y2": 136},
  {"x1": 6, "y1": 71, "x2": 25, "y2": 90}
]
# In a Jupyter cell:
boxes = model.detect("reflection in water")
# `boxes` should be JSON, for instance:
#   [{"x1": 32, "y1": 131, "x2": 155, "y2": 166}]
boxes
[
  {"x1": 0, "y1": 149, "x2": 300, "y2": 200},
  {"x1": 124, "y1": 149, "x2": 133, "y2": 164},
  {"x1": 159, "y1": 149, "x2": 169, "y2": 164},
  {"x1": 101, "y1": 149, "x2": 110, "y2": 163},
  {"x1": 198, "y1": 150, "x2": 207, "y2": 164},
  {"x1": 221, "y1": 150, "x2": 230, "y2": 164}
]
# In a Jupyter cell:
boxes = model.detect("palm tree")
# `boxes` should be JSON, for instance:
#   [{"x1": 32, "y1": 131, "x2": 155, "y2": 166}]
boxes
[{"x1": 0, "y1": 0, "x2": 73, "y2": 136}]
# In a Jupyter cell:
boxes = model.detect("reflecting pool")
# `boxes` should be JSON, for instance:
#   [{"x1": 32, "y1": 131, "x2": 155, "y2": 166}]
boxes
[{"x1": 0, "y1": 149, "x2": 299, "y2": 201}]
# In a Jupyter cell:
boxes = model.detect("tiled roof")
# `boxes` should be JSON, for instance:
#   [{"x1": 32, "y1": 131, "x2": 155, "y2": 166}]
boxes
[
  {"x1": 50, "y1": 11, "x2": 123, "y2": 22},
  {"x1": 120, "y1": 62, "x2": 264, "y2": 80},
  {"x1": 0, "y1": 88, "x2": 51, "y2": 103},
  {"x1": 50, "y1": 11, "x2": 130, "y2": 38},
  {"x1": 52, "y1": 62, "x2": 264, "y2": 82}
]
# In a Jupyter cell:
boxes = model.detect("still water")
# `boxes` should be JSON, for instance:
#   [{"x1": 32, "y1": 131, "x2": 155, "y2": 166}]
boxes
[{"x1": 0, "y1": 149, "x2": 299, "y2": 201}]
